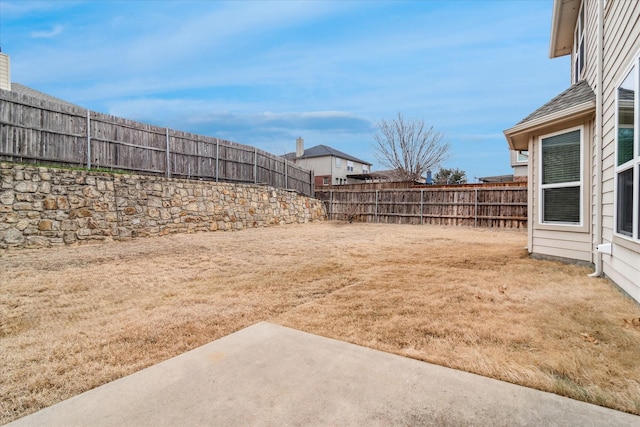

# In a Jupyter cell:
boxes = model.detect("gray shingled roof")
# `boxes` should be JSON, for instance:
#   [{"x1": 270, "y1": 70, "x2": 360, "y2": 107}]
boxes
[
  {"x1": 515, "y1": 80, "x2": 595, "y2": 126},
  {"x1": 283, "y1": 144, "x2": 372, "y2": 165},
  {"x1": 11, "y1": 83, "x2": 85, "y2": 110}
]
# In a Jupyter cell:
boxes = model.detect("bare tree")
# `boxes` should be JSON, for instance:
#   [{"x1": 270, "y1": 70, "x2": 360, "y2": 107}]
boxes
[{"x1": 373, "y1": 113, "x2": 449, "y2": 181}]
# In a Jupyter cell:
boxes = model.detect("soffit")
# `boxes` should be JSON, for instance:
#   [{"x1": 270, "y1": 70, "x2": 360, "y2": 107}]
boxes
[{"x1": 549, "y1": 0, "x2": 581, "y2": 58}]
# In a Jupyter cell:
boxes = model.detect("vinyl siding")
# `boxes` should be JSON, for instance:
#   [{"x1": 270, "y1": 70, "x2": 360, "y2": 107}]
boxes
[
  {"x1": 507, "y1": 0, "x2": 640, "y2": 299},
  {"x1": 583, "y1": 0, "x2": 599, "y2": 85},
  {"x1": 293, "y1": 157, "x2": 333, "y2": 177},
  {"x1": 584, "y1": 1, "x2": 599, "y2": 260},
  {"x1": 0, "y1": 54, "x2": 9, "y2": 91},
  {"x1": 292, "y1": 156, "x2": 369, "y2": 184},
  {"x1": 530, "y1": 135, "x2": 538, "y2": 233},
  {"x1": 604, "y1": 247, "x2": 640, "y2": 302},
  {"x1": 532, "y1": 229, "x2": 593, "y2": 262},
  {"x1": 529, "y1": 121, "x2": 593, "y2": 263},
  {"x1": 601, "y1": 0, "x2": 640, "y2": 296}
]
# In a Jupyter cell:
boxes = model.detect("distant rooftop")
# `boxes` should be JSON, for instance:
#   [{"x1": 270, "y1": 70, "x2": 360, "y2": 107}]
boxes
[
  {"x1": 283, "y1": 144, "x2": 371, "y2": 165},
  {"x1": 10, "y1": 83, "x2": 84, "y2": 110},
  {"x1": 478, "y1": 174, "x2": 515, "y2": 183}
]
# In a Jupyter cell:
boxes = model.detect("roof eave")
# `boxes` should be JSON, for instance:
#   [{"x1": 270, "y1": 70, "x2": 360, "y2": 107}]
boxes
[
  {"x1": 503, "y1": 100, "x2": 595, "y2": 150},
  {"x1": 549, "y1": 0, "x2": 580, "y2": 59}
]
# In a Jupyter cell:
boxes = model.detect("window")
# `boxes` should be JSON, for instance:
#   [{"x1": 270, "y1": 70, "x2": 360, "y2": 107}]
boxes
[
  {"x1": 335, "y1": 158, "x2": 342, "y2": 168},
  {"x1": 615, "y1": 63, "x2": 639, "y2": 240},
  {"x1": 573, "y1": 1, "x2": 585, "y2": 83},
  {"x1": 517, "y1": 150, "x2": 529, "y2": 163},
  {"x1": 363, "y1": 167, "x2": 369, "y2": 174},
  {"x1": 323, "y1": 176, "x2": 329, "y2": 186},
  {"x1": 347, "y1": 161, "x2": 354, "y2": 172},
  {"x1": 539, "y1": 128, "x2": 583, "y2": 225}
]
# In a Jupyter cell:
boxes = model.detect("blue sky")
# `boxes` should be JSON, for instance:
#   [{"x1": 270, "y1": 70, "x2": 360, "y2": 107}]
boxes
[{"x1": 0, "y1": 0, "x2": 570, "y2": 180}]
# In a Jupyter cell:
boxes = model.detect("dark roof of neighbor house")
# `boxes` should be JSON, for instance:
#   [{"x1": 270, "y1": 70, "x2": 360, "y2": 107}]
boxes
[
  {"x1": 344, "y1": 169, "x2": 396, "y2": 181},
  {"x1": 368, "y1": 169, "x2": 420, "y2": 179},
  {"x1": 11, "y1": 82, "x2": 85, "y2": 110},
  {"x1": 478, "y1": 174, "x2": 515, "y2": 183},
  {"x1": 515, "y1": 79, "x2": 595, "y2": 126},
  {"x1": 368, "y1": 169, "x2": 399, "y2": 178},
  {"x1": 283, "y1": 144, "x2": 372, "y2": 165}
]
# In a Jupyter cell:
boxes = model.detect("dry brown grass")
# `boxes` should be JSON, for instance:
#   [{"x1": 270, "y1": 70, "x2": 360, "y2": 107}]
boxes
[{"x1": 1, "y1": 222, "x2": 640, "y2": 424}]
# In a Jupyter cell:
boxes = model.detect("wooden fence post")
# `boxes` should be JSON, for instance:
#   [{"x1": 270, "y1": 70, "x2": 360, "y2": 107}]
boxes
[
  {"x1": 0, "y1": 94, "x2": 314, "y2": 194},
  {"x1": 215, "y1": 139, "x2": 219, "y2": 182},
  {"x1": 474, "y1": 188, "x2": 478, "y2": 228},
  {"x1": 165, "y1": 128, "x2": 171, "y2": 178},
  {"x1": 329, "y1": 190, "x2": 333, "y2": 220},
  {"x1": 284, "y1": 159, "x2": 288, "y2": 189},
  {"x1": 86, "y1": 110, "x2": 91, "y2": 169},
  {"x1": 311, "y1": 185, "x2": 526, "y2": 228},
  {"x1": 375, "y1": 190, "x2": 379, "y2": 223},
  {"x1": 254, "y1": 147, "x2": 258, "y2": 184},
  {"x1": 420, "y1": 189, "x2": 424, "y2": 225}
]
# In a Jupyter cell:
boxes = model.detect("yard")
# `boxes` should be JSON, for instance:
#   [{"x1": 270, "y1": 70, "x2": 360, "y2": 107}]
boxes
[{"x1": 1, "y1": 222, "x2": 640, "y2": 424}]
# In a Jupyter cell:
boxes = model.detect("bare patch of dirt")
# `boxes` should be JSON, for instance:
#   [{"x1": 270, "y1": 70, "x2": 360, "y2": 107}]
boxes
[{"x1": 2, "y1": 222, "x2": 640, "y2": 424}]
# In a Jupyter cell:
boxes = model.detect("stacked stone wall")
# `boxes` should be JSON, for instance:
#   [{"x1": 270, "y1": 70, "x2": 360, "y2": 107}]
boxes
[{"x1": 0, "y1": 163, "x2": 326, "y2": 249}]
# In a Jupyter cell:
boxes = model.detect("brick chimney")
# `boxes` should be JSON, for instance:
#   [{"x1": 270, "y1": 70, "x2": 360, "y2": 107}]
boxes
[
  {"x1": 0, "y1": 52, "x2": 10, "y2": 91},
  {"x1": 296, "y1": 137, "x2": 304, "y2": 158}
]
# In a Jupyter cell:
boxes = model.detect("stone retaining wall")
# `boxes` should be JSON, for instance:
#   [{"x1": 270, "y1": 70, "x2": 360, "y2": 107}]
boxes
[{"x1": 0, "y1": 163, "x2": 326, "y2": 249}]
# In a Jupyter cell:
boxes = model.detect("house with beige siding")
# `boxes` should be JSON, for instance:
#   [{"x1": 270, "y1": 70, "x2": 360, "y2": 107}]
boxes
[
  {"x1": 509, "y1": 149, "x2": 529, "y2": 181},
  {"x1": 0, "y1": 52, "x2": 10, "y2": 91},
  {"x1": 504, "y1": 0, "x2": 640, "y2": 303},
  {"x1": 283, "y1": 138, "x2": 372, "y2": 186}
]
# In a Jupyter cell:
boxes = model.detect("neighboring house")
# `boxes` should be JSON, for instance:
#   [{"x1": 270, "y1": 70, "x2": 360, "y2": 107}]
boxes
[
  {"x1": 354, "y1": 169, "x2": 429, "y2": 184},
  {"x1": 9, "y1": 82, "x2": 82, "y2": 108},
  {"x1": 504, "y1": 0, "x2": 640, "y2": 303},
  {"x1": 510, "y1": 149, "x2": 529, "y2": 181},
  {"x1": 478, "y1": 174, "x2": 515, "y2": 184},
  {"x1": 283, "y1": 138, "x2": 372, "y2": 186},
  {"x1": 0, "y1": 52, "x2": 10, "y2": 91},
  {"x1": 1, "y1": 52, "x2": 83, "y2": 108}
]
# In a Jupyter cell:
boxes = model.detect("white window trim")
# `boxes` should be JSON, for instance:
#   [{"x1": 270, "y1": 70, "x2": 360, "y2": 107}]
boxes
[
  {"x1": 537, "y1": 125, "x2": 585, "y2": 227},
  {"x1": 614, "y1": 55, "x2": 640, "y2": 242},
  {"x1": 335, "y1": 157, "x2": 342, "y2": 168}
]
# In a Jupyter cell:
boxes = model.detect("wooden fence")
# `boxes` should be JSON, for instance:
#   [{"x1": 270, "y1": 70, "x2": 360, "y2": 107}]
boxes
[
  {"x1": 0, "y1": 89, "x2": 313, "y2": 196},
  {"x1": 315, "y1": 182, "x2": 528, "y2": 228}
]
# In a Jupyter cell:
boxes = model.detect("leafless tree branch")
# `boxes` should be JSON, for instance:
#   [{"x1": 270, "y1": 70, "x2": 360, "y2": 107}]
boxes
[{"x1": 373, "y1": 113, "x2": 449, "y2": 181}]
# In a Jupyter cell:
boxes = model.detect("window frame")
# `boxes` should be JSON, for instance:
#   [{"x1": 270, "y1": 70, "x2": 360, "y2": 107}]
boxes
[
  {"x1": 537, "y1": 126, "x2": 585, "y2": 227},
  {"x1": 335, "y1": 157, "x2": 342, "y2": 168},
  {"x1": 614, "y1": 57, "x2": 640, "y2": 242},
  {"x1": 517, "y1": 150, "x2": 529, "y2": 163},
  {"x1": 346, "y1": 160, "x2": 354, "y2": 172}
]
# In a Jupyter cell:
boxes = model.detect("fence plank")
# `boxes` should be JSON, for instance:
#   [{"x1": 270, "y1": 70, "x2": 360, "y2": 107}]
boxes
[
  {"x1": 316, "y1": 183, "x2": 527, "y2": 229},
  {"x1": 0, "y1": 88, "x2": 313, "y2": 196}
]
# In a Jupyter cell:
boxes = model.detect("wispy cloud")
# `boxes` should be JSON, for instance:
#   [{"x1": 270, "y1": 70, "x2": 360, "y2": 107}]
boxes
[
  {"x1": 1, "y1": 1, "x2": 79, "y2": 17},
  {"x1": 30, "y1": 24, "x2": 63, "y2": 38},
  {"x1": 107, "y1": 97, "x2": 373, "y2": 136},
  {"x1": 4, "y1": 0, "x2": 566, "y2": 179}
]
